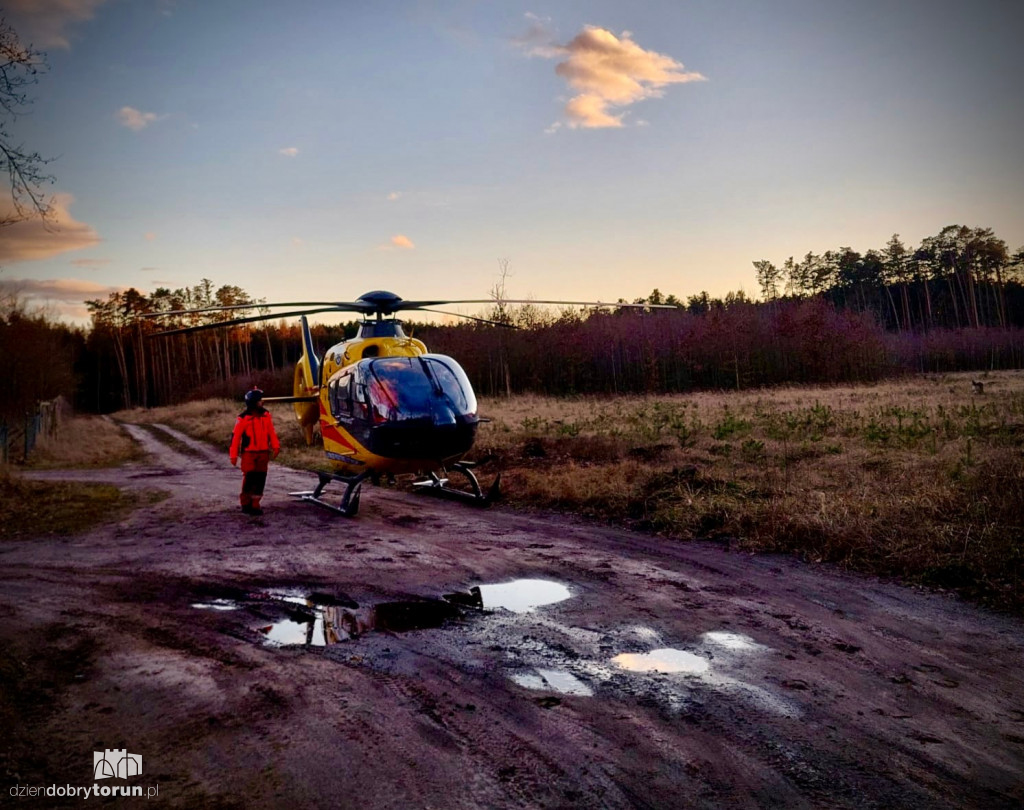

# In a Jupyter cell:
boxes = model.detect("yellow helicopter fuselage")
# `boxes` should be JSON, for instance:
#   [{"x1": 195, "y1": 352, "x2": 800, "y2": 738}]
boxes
[{"x1": 291, "y1": 317, "x2": 480, "y2": 477}]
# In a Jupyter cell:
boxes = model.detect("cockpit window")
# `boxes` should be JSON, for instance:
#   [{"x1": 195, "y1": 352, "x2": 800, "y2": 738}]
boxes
[
  {"x1": 422, "y1": 356, "x2": 477, "y2": 415},
  {"x1": 328, "y1": 373, "x2": 353, "y2": 418},
  {"x1": 360, "y1": 355, "x2": 476, "y2": 423}
]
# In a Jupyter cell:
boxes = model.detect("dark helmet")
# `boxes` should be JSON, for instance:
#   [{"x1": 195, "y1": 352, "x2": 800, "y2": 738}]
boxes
[{"x1": 244, "y1": 387, "x2": 264, "y2": 406}]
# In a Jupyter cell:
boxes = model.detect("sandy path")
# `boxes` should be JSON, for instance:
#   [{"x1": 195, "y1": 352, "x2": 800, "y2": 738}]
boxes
[{"x1": 2, "y1": 423, "x2": 1022, "y2": 808}]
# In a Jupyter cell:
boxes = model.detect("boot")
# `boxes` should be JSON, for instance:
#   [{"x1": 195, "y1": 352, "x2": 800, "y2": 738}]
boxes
[{"x1": 250, "y1": 497, "x2": 264, "y2": 516}]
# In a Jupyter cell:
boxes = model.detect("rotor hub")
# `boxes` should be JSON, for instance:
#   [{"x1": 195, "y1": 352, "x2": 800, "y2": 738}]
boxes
[{"x1": 355, "y1": 290, "x2": 404, "y2": 315}]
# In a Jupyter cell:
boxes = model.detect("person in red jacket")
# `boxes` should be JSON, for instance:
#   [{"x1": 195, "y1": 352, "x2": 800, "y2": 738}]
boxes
[{"x1": 230, "y1": 387, "x2": 281, "y2": 515}]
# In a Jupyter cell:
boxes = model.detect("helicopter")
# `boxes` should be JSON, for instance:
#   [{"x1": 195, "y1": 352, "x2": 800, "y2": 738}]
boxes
[{"x1": 149, "y1": 290, "x2": 671, "y2": 516}]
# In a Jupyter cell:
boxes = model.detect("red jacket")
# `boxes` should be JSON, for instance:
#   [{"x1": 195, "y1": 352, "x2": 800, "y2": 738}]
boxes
[{"x1": 230, "y1": 408, "x2": 280, "y2": 461}]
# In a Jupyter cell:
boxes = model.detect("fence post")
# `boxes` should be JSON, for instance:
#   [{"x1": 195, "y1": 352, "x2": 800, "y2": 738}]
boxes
[{"x1": 17, "y1": 398, "x2": 63, "y2": 462}]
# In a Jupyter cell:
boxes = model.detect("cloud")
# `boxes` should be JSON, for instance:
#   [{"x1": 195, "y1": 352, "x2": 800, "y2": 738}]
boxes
[
  {"x1": 0, "y1": 193, "x2": 101, "y2": 263},
  {"x1": 290, "y1": 237, "x2": 304, "y2": 246},
  {"x1": 390, "y1": 234, "x2": 415, "y2": 250},
  {"x1": 564, "y1": 93, "x2": 622, "y2": 128},
  {"x1": 6, "y1": 0, "x2": 111, "y2": 49},
  {"x1": 0, "y1": 277, "x2": 121, "y2": 303},
  {"x1": 279, "y1": 147, "x2": 299, "y2": 157},
  {"x1": 117, "y1": 106, "x2": 163, "y2": 131},
  {"x1": 69, "y1": 258, "x2": 111, "y2": 268},
  {"x1": 511, "y1": 12, "x2": 562, "y2": 58},
  {"x1": 387, "y1": 191, "x2": 402, "y2": 201},
  {"x1": 0, "y1": 276, "x2": 123, "y2": 322},
  {"x1": 516, "y1": 24, "x2": 706, "y2": 129}
]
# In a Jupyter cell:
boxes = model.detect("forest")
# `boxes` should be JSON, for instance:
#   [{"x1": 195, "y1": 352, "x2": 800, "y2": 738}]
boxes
[{"x1": 2, "y1": 224, "x2": 1023, "y2": 417}]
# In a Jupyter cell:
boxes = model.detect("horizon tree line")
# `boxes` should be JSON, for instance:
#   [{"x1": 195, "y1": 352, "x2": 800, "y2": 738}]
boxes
[
  {"x1": 750, "y1": 225, "x2": 1023, "y2": 332},
  {"x1": 2, "y1": 223, "x2": 1023, "y2": 415}
]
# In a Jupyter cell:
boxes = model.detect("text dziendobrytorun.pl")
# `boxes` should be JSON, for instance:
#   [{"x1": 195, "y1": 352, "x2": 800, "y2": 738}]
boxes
[{"x1": 10, "y1": 784, "x2": 159, "y2": 799}]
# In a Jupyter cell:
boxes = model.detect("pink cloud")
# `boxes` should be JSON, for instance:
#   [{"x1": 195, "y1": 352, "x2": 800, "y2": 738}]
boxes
[
  {"x1": 0, "y1": 193, "x2": 101, "y2": 263},
  {"x1": 117, "y1": 106, "x2": 163, "y2": 131},
  {"x1": 6, "y1": 0, "x2": 111, "y2": 49},
  {"x1": 516, "y1": 23, "x2": 706, "y2": 129},
  {"x1": 0, "y1": 277, "x2": 121, "y2": 303}
]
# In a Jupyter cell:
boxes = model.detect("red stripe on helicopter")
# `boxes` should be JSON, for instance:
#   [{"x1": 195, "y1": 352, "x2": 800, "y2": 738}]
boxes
[
  {"x1": 320, "y1": 422, "x2": 357, "y2": 453},
  {"x1": 318, "y1": 400, "x2": 357, "y2": 452}
]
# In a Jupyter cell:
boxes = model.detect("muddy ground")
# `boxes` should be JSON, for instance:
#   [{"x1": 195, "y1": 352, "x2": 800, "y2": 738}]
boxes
[{"x1": 2, "y1": 423, "x2": 1023, "y2": 809}]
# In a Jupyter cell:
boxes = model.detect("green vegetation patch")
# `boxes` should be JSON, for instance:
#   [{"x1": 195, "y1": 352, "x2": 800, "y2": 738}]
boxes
[{"x1": 0, "y1": 476, "x2": 165, "y2": 540}]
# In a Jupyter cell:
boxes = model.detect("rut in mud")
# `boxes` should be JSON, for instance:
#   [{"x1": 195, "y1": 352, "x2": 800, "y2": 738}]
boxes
[{"x1": 2, "y1": 421, "x2": 1022, "y2": 809}]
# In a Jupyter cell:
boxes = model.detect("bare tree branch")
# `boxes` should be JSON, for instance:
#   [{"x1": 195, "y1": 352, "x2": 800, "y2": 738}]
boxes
[{"x1": 0, "y1": 16, "x2": 54, "y2": 228}]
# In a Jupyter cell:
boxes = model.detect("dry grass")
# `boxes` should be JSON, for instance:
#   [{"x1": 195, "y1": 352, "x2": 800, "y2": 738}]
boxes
[
  {"x1": 24, "y1": 415, "x2": 146, "y2": 469},
  {"x1": 118, "y1": 399, "x2": 241, "y2": 445},
  {"x1": 474, "y1": 371, "x2": 1024, "y2": 612},
  {"x1": 108, "y1": 371, "x2": 1024, "y2": 611}
]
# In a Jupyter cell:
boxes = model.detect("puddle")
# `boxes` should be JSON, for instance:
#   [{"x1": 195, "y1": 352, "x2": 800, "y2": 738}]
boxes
[
  {"x1": 191, "y1": 599, "x2": 238, "y2": 611},
  {"x1": 702, "y1": 631, "x2": 759, "y2": 651},
  {"x1": 611, "y1": 648, "x2": 710, "y2": 675},
  {"x1": 260, "y1": 616, "x2": 327, "y2": 647},
  {"x1": 191, "y1": 586, "x2": 462, "y2": 647},
  {"x1": 511, "y1": 669, "x2": 593, "y2": 696},
  {"x1": 255, "y1": 599, "x2": 460, "y2": 646},
  {"x1": 474, "y1": 579, "x2": 571, "y2": 614},
  {"x1": 372, "y1": 601, "x2": 460, "y2": 632},
  {"x1": 196, "y1": 579, "x2": 572, "y2": 649},
  {"x1": 276, "y1": 594, "x2": 311, "y2": 606}
]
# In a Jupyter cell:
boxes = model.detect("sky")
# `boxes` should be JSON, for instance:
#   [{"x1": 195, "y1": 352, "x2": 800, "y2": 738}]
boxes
[{"x1": 1, "y1": 0, "x2": 1022, "y2": 323}]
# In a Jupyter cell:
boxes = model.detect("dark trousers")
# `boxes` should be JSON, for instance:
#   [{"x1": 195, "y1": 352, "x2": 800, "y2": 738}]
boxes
[{"x1": 239, "y1": 451, "x2": 270, "y2": 506}]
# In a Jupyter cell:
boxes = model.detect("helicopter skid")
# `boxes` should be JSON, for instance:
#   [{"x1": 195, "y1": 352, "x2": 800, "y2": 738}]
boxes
[
  {"x1": 290, "y1": 470, "x2": 369, "y2": 517},
  {"x1": 411, "y1": 463, "x2": 501, "y2": 507}
]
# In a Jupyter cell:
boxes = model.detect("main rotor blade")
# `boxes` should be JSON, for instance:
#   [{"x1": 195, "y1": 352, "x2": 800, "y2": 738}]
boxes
[
  {"x1": 143, "y1": 296, "x2": 678, "y2": 318},
  {"x1": 400, "y1": 299, "x2": 678, "y2": 310},
  {"x1": 417, "y1": 308, "x2": 520, "y2": 329},
  {"x1": 141, "y1": 301, "x2": 365, "y2": 318},
  {"x1": 149, "y1": 307, "x2": 349, "y2": 337}
]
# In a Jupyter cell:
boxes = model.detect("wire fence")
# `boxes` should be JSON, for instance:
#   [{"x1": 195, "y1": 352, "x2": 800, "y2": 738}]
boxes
[{"x1": 1, "y1": 396, "x2": 68, "y2": 464}]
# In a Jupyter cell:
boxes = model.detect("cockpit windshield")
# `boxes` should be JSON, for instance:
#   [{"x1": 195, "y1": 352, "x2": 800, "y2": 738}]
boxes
[{"x1": 360, "y1": 355, "x2": 477, "y2": 423}]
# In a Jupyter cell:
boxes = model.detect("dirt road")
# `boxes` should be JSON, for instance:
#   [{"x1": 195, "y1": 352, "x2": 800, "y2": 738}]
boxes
[{"x1": 3, "y1": 423, "x2": 1023, "y2": 808}]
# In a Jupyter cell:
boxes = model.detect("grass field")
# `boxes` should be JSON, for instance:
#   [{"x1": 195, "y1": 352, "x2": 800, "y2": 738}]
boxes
[
  {"x1": 0, "y1": 474, "x2": 165, "y2": 540},
  {"x1": 115, "y1": 371, "x2": 1023, "y2": 612},
  {"x1": 476, "y1": 371, "x2": 1024, "y2": 612},
  {"x1": 1, "y1": 416, "x2": 159, "y2": 539},
  {"x1": 22, "y1": 415, "x2": 147, "y2": 469}
]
